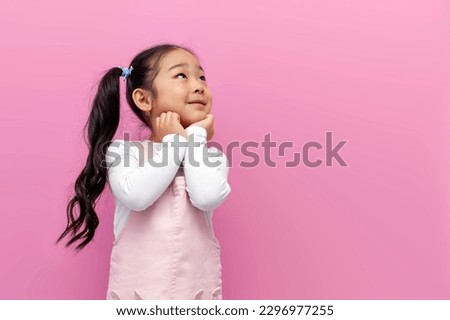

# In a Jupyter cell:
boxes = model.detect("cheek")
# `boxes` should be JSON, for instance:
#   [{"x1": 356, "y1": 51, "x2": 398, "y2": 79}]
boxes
[
  {"x1": 161, "y1": 85, "x2": 184, "y2": 100},
  {"x1": 203, "y1": 103, "x2": 212, "y2": 114}
]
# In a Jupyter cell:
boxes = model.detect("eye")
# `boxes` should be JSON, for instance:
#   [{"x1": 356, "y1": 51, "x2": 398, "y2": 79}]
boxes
[
  {"x1": 200, "y1": 75, "x2": 207, "y2": 81},
  {"x1": 176, "y1": 73, "x2": 187, "y2": 79}
]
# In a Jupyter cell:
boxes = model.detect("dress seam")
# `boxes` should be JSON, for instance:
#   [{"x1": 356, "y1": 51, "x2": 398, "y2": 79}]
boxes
[{"x1": 170, "y1": 181, "x2": 180, "y2": 299}]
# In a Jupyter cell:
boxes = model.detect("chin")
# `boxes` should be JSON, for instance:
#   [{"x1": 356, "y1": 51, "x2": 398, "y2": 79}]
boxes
[
  {"x1": 180, "y1": 118, "x2": 198, "y2": 128},
  {"x1": 182, "y1": 112, "x2": 207, "y2": 126}
]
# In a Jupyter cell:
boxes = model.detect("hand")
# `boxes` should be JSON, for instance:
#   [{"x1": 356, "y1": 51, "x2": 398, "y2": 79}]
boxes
[
  {"x1": 189, "y1": 113, "x2": 214, "y2": 141},
  {"x1": 153, "y1": 111, "x2": 187, "y2": 141}
]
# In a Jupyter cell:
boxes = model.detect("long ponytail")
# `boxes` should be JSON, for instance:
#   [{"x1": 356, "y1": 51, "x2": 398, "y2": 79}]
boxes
[{"x1": 57, "y1": 67, "x2": 122, "y2": 251}]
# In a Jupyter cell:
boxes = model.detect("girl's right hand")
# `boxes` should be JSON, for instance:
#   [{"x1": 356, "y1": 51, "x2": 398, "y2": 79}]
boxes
[{"x1": 154, "y1": 111, "x2": 187, "y2": 140}]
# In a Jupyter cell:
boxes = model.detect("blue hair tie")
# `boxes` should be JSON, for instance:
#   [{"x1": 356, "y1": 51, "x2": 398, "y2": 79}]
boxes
[{"x1": 119, "y1": 66, "x2": 133, "y2": 81}]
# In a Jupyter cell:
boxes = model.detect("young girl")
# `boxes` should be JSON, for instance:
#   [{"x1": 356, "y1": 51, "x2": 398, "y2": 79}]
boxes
[{"x1": 57, "y1": 44, "x2": 231, "y2": 300}]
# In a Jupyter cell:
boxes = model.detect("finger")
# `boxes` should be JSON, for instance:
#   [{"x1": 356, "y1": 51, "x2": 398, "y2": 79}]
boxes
[
  {"x1": 172, "y1": 112, "x2": 180, "y2": 122},
  {"x1": 160, "y1": 112, "x2": 166, "y2": 125},
  {"x1": 168, "y1": 111, "x2": 180, "y2": 124},
  {"x1": 166, "y1": 111, "x2": 173, "y2": 124},
  {"x1": 205, "y1": 114, "x2": 214, "y2": 124},
  {"x1": 155, "y1": 116, "x2": 160, "y2": 128}
]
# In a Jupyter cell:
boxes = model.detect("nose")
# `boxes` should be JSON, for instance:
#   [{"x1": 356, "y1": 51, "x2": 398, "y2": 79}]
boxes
[{"x1": 192, "y1": 79, "x2": 205, "y2": 94}]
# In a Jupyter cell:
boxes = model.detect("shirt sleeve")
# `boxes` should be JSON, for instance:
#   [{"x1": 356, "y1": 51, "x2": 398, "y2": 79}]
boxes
[
  {"x1": 182, "y1": 125, "x2": 231, "y2": 211},
  {"x1": 105, "y1": 134, "x2": 188, "y2": 212}
]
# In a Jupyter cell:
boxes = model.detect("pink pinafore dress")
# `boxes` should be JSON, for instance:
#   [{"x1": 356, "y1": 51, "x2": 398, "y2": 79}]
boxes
[{"x1": 106, "y1": 143, "x2": 222, "y2": 300}]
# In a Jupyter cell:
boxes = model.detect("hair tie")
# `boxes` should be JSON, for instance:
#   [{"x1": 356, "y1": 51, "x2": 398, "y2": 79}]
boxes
[{"x1": 119, "y1": 66, "x2": 133, "y2": 81}]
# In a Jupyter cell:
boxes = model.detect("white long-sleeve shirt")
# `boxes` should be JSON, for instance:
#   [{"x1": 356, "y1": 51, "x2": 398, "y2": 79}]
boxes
[{"x1": 105, "y1": 125, "x2": 231, "y2": 239}]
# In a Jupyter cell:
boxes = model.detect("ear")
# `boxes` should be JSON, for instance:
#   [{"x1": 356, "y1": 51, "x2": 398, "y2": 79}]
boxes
[{"x1": 132, "y1": 88, "x2": 152, "y2": 113}]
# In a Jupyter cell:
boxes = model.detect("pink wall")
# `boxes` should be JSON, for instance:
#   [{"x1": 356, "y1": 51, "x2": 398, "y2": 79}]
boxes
[{"x1": 0, "y1": 0, "x2": 449, "y2": 299}]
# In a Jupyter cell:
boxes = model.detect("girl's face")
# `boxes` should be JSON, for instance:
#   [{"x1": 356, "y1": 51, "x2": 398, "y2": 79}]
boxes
[{"x1": 150, "y1": 48, "x2": 212, "y2": 128}]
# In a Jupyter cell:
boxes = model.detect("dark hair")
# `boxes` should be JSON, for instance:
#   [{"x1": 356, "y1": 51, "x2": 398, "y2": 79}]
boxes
[{"x1": 56, "y1": 43, "x2": 198, "y2": 251}]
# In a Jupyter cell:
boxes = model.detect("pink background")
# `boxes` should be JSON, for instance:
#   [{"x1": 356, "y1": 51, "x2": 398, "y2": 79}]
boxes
[{"x1": 0, "y1": 0, "x2": 449, "y2": 299}]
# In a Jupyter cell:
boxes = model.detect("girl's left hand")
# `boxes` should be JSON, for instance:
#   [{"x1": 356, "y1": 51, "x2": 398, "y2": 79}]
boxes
[{"x1": 189, "y1": 113, "x2": 214, "y2": 141}]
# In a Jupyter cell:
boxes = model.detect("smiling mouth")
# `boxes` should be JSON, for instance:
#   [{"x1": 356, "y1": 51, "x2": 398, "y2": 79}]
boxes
[
  {"x1": 188, "y1": 100, "x2": 206, "y2": 106},
  {"x1": 189, "y1": 102, "x2": 205, "y2": 106}
]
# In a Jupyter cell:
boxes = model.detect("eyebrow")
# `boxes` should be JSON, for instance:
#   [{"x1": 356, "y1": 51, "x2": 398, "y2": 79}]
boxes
[{"x1": 168, "y1": 63, "x2": 204, "y2": 72}]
